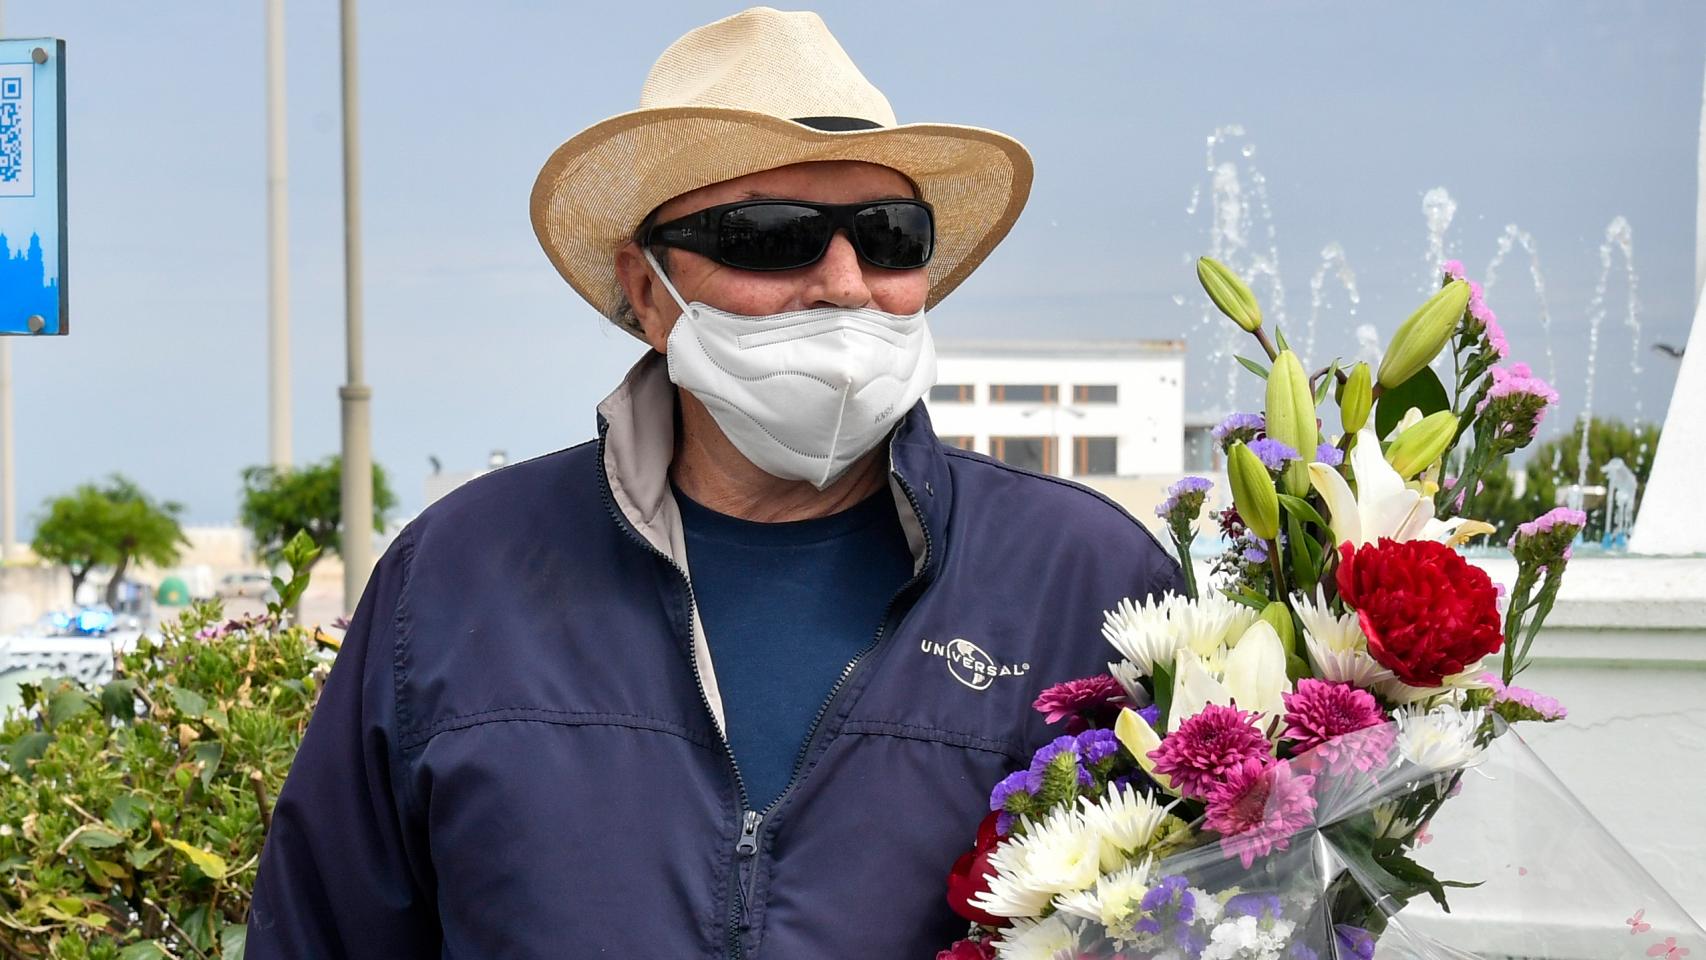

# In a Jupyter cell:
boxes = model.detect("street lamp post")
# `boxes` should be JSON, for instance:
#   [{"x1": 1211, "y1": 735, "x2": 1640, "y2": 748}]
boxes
[
  {"x1": 266, "y1": 0, "x2": 292, "y2": 470},
  {"x1": 338, "y1": 0, "x2": 374, "y2": 610}
]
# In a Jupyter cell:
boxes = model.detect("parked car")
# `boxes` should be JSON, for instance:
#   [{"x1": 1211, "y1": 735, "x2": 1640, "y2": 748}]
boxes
[{"x1": 216, "y1": 572, "x2": 275, "y2": 601}]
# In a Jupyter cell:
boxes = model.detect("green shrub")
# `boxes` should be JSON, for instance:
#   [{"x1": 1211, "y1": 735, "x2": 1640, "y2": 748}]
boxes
[{"x1": 0, "y1": 534, "x2": 330, "y2": 959}]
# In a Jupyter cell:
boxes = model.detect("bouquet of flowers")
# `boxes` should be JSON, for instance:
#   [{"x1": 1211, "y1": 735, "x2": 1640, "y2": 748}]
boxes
[{"x1": 937, "y1": 260, "x2": 1704, "y2": 959}]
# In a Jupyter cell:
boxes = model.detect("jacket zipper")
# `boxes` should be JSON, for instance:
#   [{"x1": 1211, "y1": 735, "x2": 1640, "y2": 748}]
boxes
[
  {"x1": 729, "y1": 469, "x2": 935, "y2": 944},
  {"x1": 599, "y1": 430, "x2": 934, "y2": 958}
]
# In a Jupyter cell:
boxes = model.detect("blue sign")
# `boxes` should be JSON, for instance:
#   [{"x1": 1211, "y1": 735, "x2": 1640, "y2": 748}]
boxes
[{"x1": 0, "y1": 39, "x2": 66, "y2": 336}]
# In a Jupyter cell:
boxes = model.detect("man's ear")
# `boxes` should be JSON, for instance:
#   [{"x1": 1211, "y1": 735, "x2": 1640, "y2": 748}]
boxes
[{"x1": 614, "y1": 242, "x2": 675, "y2": 354}]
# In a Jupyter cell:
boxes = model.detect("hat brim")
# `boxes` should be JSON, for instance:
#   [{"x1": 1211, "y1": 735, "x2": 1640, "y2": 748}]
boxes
[{"x1": 529, "y1": 106, "x2": 1033, "y2": 337}]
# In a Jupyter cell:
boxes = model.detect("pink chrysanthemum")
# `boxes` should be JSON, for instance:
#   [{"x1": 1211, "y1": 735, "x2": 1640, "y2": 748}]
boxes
[
  {"x1": 1204, "y1": 758, "x2": 1318, "y2": 868},
  {"x1": 1148, "y1": 704, "x2": 1271, "y2": 798},
  {"x1": 1031, "y1": 674, "x2": 1127, "y2": 732},
  {"x1": 1282, "y1": 679, "x2": 1391, "y2": 772}
]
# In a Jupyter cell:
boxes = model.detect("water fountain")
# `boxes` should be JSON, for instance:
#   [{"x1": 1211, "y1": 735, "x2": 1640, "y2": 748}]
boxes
[
  {"x1": 1305, "y1": 243, "x2": 1358, "y2": 360},
  {"x1": 1484, "y1": 225, "x2": 1559, "y2": 388}
]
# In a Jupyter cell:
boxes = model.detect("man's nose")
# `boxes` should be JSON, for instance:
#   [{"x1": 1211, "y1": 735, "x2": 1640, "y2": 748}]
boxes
[{"x1": 804, "y1": 232, "x2": 873, "y2": 309}]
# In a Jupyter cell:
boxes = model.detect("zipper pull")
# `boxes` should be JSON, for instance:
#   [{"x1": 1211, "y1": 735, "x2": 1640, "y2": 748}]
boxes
[{"x1": 736, "y1": 810, "x2": 762, "y2": 857}]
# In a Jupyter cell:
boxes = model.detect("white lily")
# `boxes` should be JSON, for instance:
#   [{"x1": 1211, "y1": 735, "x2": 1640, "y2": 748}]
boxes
[
  {"x1": 1221, "y1": 620, "x2": 1291, "y2": 721},
  {"x1": 1167, "y1": 650, "x2": 1233, "y2": 732},
  {"x1": 1308, "y1": 427, "x2": 1494, "y2": 548}
]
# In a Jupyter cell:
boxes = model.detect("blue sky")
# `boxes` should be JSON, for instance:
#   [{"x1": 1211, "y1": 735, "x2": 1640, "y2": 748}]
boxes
[{"x1": 1, "y1": 1, "x2": 1702, "y2": 531}]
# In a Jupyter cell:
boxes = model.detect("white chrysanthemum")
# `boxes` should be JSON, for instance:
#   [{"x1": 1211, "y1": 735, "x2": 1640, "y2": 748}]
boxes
[
  {"x1": 1378, "y1": 665, "x2": 1495, "y2": 705},
  {"x1": 1200, "y1": 914, "x2": 1296, "y2": 960},
  {"x1": 1080, "y1": 783, "x2": 1173, "y2": 870},
  {"x1": 993, "y1": 914, "x2": 1088, "y2": 960},
  {"x1": 1101, "y1": 592, "x2": 1257, "y2": 675},
  {"x1": 1108, "y1": 659, "x2": 1147, "y2": 707},
  {"x1": 971, "y1": 807, "x2": 1101, "y2": 919},
  {"x1": 1054, "y1": 859, "x2": 1155, "y2": 930},
  {"x1": 1292, "y1": 586, "x2": 1394, "y2": 687},
  {"x1": 1396, "y1": 703, "x2": 1487, "y2": 771}
]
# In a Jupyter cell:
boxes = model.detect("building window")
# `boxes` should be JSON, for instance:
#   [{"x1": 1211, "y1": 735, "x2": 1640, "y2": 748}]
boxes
[
  {"x1": 990, "y1": 384, "x2": 1057, "y2": 403},
  {"x1": 1074, "y1": 437, "x2": 1118, "y2": 476},
  {"x1": 1184, "y1": 427, "x2": 1219, "y2": 471},
  {"x1": 929, "y1": 383, "x2": 974, "y2": 402},
  {"x1": 1073, "y1": 384, "x2": 1118, "y2": 404},
  {"x1": 990, "y1": 436, "x2": 1057, "y2": 473},
  {"x1": 940, "y1": 435, "x2": 976, "y2": 451}
]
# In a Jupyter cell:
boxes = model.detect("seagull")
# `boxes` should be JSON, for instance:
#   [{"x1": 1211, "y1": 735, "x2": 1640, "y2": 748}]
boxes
[
  {"x1": 1652, "y1": 342, "x2": 1685, "y2": 359},
  {"x1": 428, "y1": 455, "x2": 442, "y2": 475}
]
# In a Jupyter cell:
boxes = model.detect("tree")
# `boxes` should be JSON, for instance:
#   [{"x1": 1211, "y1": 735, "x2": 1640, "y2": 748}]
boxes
[
  {"x1": 239, "y1": 455, "x2": 397, "y2": 575},
  {"x1": 1475, "y1": 417, "x2": 1661, "y2": 542},
  {"x1": 30, "y1": 475, "x2": 188, "y2": 605}
]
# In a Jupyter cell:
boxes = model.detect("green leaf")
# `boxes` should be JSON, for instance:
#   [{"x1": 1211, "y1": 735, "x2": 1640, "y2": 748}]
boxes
[
  {"x1": 5, "y1": 731, "x2": 53, "y2": 780},
  {"x1": 1236, "y1": 355, "x2": 1270, "y2": 380},
  {"x1": 182, "y1": 903, "x2": 216, "y2": 951},
  {"x1": 1151, "y1": 661, "x2": 1175, "y2": 733},
  {"x1": 74, "y1": 827, "x2": 125, "y2": 849},
  {"x1": 99, "y1": 678, "x2": 140, "y2": 721},
  {"x1": 48, "y1": 685, "x2": 94, "y2": 728},
  {"x1": 127, "y1": 846, "x2": 166, "y2": 870},
  {"x1": 168, "y1": 684, "x2": 208, "y2": 718},
  {"x1": 107, "y1": 794, "x2": 147, "y2": 831},
  {"x1": 221, "y1": 923, "x2": 249, "y2": 960},
  {"x1": 1285, "y1": 653, "x2": 1312, "y2": 683},
  {"x1": 1314, "y1": 360, "x2": 1340, "y2": 406},
  {"x1": 166, "y1": 838, "x2": 228, "y2": 880},
  {"x1": 1288, "y1": 515, "x2": 1317, "y2": 595},
  {"x1": 1223, "y1": 588, "x2": 1269, "y2": 611},
  {"x1": 117, "y1": 943, "x2": 169, "y2": 960},
  {"x1": 193, "y1": 741, "x2": 224, "y2": 788},
  {"x1": 1374, "y1": 366, "x2": 1449, "y2": 440},
  {"x1": 1276, "y1": 494, "x2": 1330, "y2": 530},
  {"x1": 1274, "y1": 326, "x2": 1292, "y2": 353}
]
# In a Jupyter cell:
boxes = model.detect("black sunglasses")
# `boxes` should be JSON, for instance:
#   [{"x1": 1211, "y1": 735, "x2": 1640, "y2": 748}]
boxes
[{"x1": 642, "y1": 198, "x2": 935, "y2": 272}]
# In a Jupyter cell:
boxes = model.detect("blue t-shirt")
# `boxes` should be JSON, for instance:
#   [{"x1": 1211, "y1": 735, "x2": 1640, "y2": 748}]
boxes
[{"x1": 675, "y1": 485, "x2": 914, "y2": 811}]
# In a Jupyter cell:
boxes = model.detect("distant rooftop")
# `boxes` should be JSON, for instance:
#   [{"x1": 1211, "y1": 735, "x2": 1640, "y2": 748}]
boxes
[{"x1": 934, "y1": 338, "x2": 1187, "y2": 358}]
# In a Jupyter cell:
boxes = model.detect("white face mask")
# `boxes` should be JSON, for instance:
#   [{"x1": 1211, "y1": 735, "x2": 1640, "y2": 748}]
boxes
[{"x1": 645, "y1": 250, "x2": 937, "y2": 490}]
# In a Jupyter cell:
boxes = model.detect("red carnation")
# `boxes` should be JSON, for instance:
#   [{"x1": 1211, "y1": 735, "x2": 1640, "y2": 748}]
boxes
[
  {"x1": 1336, "y1": 538, "x2": 1503, "y2": 688},
  {"x1": 945, "y1": 812, "x2": 1009, "y2": 928}
]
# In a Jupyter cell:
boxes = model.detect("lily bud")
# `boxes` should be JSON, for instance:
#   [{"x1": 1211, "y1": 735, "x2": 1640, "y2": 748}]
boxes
[
  {"x1": 1264, "y1": 350, "x2": 1317, "y2": 496},
  {"x1": 1260, "y1": 601, "x2": 1297, "y2": 656},
  {"x1": 1340, "y1": 362, "x2": 1373, "y2": 436},
  {"x1": 1228, "y1": 441, "x2": 1281, "y2": 542},
  {"x1": 1114, "y1": 707, "x2": 1170, "y2": 789},
  {"x1": 1378, "y1": 280, "x2": 1472, "y2": 388},
  {"x1": 1197, "y1": 256, "x2": 1263, "y2": 333},
  {"x1": 1384, "y1": 409, "x2": 1459, "y2": 478}
]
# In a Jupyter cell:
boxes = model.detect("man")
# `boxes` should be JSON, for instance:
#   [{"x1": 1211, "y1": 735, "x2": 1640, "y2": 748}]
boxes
[{"x1": 247, "y1": 8, "x2": 1181, "y2": 957}]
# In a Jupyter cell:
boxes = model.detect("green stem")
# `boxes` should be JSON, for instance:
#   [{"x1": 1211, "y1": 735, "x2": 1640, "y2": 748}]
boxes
[
  {"x1": 1266, "y1": 538, "x2": 1288, "y2": 600},
  {"x1": 1171, "y1": 528, "x2": 1200, "y2": 601},
  {"x1": 1253, "y1": 327, "x2": 1281, "y2": 361}
]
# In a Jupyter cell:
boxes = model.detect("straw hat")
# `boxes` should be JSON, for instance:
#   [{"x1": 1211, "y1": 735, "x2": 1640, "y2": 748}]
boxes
[{"x1": 530, "y1": 6, "x2": 1034, "y2": 338}]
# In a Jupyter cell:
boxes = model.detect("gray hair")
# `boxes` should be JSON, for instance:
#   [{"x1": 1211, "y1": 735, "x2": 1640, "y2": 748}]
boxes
[{"x1": 612, "y1": 209, "x2": 670, "y2": 338}]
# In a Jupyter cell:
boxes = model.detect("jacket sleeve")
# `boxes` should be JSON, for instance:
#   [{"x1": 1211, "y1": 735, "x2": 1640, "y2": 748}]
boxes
[{"x1": 246, "y1": 533, "x2": 439, "y2": 958}]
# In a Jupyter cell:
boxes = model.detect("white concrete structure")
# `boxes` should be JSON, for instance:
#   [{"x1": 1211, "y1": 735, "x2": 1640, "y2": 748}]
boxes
[
  {"x1": 925, "y1": 339, "x2": 1187, "y2": 479},
  {"x1": 1630, "y1": 60, "x2": 1706, "y2": 555}
]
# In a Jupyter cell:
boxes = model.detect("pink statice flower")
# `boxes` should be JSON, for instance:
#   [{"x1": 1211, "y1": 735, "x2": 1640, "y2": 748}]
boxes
[
  {"x1": 1509, "y1": 507, "x2": 1587, "y2": 567},
  {"x1": 1204, "y1": 758, "x2": 1318, "y2": 868},
  {"x1": 1031, "y1": 674, "x2": 1127, "y2": 733},
  {"x1": 1479, "y1": 672, "x2": 1568, "y2": 722},
  {"x1": 1282, "y1": 679, "x2": 1391, "y2": 772},
  {"x1": 1441, "y1": 260, "x2": 1466, "y2": 282},
  {"x1": 1149, "y1": 704, "x2": 1271, "y2": 798},
  {"x1": 1477, "y1": 363, "x2": 1558, "y2": 452}
]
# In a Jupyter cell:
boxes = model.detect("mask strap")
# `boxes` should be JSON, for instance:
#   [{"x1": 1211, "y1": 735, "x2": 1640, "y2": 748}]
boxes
[
  {"x1": 643, "y1": 248, "x2": 695, "y2": 317},
  {"x1": 818, "y1": 378, "x2": 852, "y2": 489}
]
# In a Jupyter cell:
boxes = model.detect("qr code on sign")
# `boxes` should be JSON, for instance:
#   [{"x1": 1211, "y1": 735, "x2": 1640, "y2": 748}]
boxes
[{"x1": 0, "y1": 69, "x2": 29, "y2": 194}]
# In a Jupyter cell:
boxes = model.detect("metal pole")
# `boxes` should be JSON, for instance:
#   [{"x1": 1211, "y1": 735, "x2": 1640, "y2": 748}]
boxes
[
  {"x1": 265, "y1": 0, "x2": 292, "y2": 469},
  {"x1": 338, "y1": 0, "x2": 374, "y2": 610},
  {"x1": 1, "y1": 0, "x2": 15, "y2": 564}
]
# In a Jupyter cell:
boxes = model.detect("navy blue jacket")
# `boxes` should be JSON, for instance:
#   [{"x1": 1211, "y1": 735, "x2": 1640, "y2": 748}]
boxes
[{"x1": 247, "y1": 356, "x2": 1183, "y2": 959}]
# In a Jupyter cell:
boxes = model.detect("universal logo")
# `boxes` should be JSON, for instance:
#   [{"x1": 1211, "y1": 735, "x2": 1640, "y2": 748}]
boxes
[{"x1": 918, "y1": 638, "x2": 1031, "y2": 692}]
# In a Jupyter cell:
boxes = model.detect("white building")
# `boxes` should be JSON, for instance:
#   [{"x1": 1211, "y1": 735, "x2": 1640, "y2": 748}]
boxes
[{"x1": 925, "y1": 340, "x2": 1225, "y2": 529}]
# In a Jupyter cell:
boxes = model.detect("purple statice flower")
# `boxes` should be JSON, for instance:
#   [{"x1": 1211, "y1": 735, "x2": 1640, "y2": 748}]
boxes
[
  {"x1": 1441, "y1": 260, "x2": 1466, "y2": 282},
  {"x1": 1288, "y1": 945, "x2": 1322, "y2": 960},
  {"x1": 1226, "y1": 891, "x2": 1284, "y2": 920},
  {"x1": 1135, "y1": 875, "x2": 1197, "y2": 935},
  {"x1": 1213, "y1": 412, "x2": 1266, "y2": 450},
  {"x1": 989, "y1": 769, "x2": 1037, "y2": 812},
  {"x1": 1314, "y1": 442, "x2": 1343, "y2": 467},
  {"x1": 1138, "y1": 703, "x2": 1162, "y2": 729},
  {"x1": 1155, "y1": 475, "x2": 1215, "y2": 525},
  {"x1": 1509, "y1": 506, "x2": 1586, "y2": 567},
  {"x1": 1246, "y1": 437, "x2": 1301, "y2": 473},
  {"x1": 1476, "y1": 363, "x2": 1558, "y2": 451},
  {"x1": 1076, "y1": 727, "x2": 1120, "y2": 766},
  {"x1": 1241, "y1": 541, "x2": 1269, "y2": 565},
  {"x1": 1335, "y1": 925, "x2": 1378, "y2": 960},
  {"x1": 1028, "y1": 734, "x2": 1093, "y2": 789}
]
